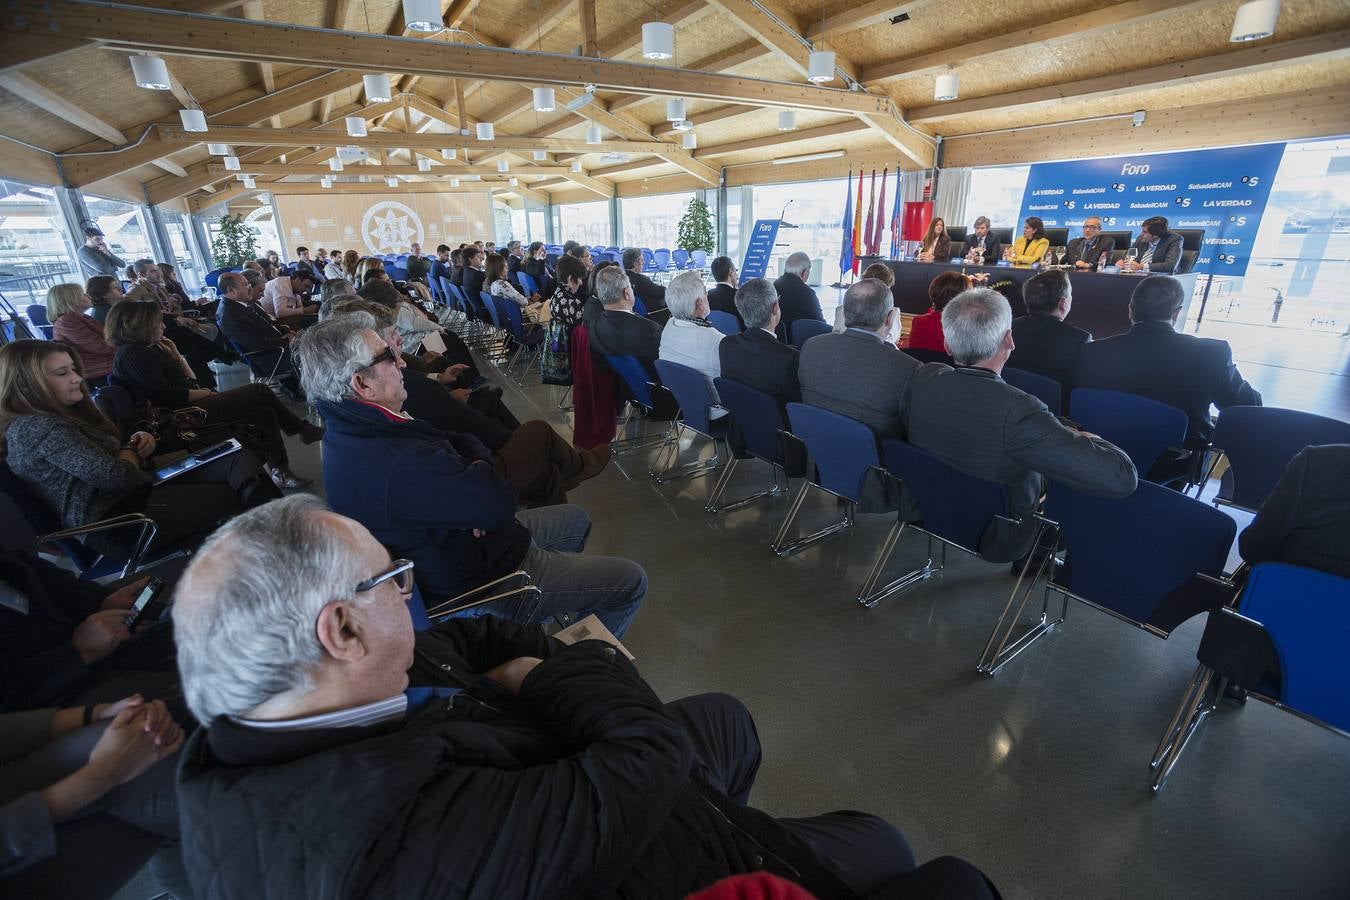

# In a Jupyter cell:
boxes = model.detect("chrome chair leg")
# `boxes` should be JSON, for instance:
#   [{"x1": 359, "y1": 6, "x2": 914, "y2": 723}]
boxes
[
  {"x1": 706, "y1": 458, "x2": 787, "y2": 514},
  {"x1": 653, "y1": 427, "x2": 722, "y2": 483},
  {"x1": 1150, "y1": 663, "x2": 1220, "y2": 793},
  {"x1": 611, "y1": 405, "x2": 666, "y2": 455},
  {"x1": 856, "y1": 528, "x2": 943, "y2": 609},
  {"x1": 976, "y1": 524, "x2": 1066, "y2": 676},
  {"x1": 771, "y1": 483, "x2": 854, "y2": 557},
  {"x1": 556, "y1": 383, "x2": 573, "y2": 411}
]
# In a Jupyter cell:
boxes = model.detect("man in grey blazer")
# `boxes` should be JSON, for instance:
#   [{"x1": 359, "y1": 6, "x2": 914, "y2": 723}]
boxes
[
  {"x1": 902, "y1": 288, "x2": 1138, "y2": 563},
  {"x1": 798, "y1": 278, "x2": 918, "y2": 443}
]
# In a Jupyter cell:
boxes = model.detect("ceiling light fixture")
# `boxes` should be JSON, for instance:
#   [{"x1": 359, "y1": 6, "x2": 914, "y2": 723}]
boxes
[
  {"x1": 242, "y1": 176, "x2": 256, "y2": 189},
  {"x1": 386, "y1": 176, "x2": 399, "y2": 188},
  {"x1": 402, "y1": 0, "x2": 443, "y2": 32},
  {"x1": 772, "y1": 149, "x2": 845, "y2": 165},
  {"x1": 345, "y1": 116, "x2": 368, "y2": 137},
  {"x1": 417, "y1": 157, "x2": 432, "y2": 171},
  {"x1": 476, "y1": 122, "x2": 495, "y2": 141},
  {"x1": 665, "y1": 98, "x2": 686, "y2": 122},
  {"x1": 777, "y1": 110, "x2": 795, "y2": 131},
  {"x1": 533, "y1": 87, "x2": 556, "y2": 112},
  {"x1": 672, "y1": 119, "x2": 693, "y2": 132},
  {"x1": 450, "y1": 176, "x2": 461, "y2": 187},
  {"x1": 321, "y1": 176, "x2": 333, "y2": 188},
  {"x1": 1230, "y1": 0, "x2": 1280, "y2": 41},
  {"x1": 641, "y1": 22, "x2": 674, "y2": 60},
  {"x1": 681, "y1": 132, "x2": 697, "y2": 150},
  {"x1": 363, "y1": 74, "x2": 392, "y2": 103},
  {"x1": 207, "y1": 143, "x2": 230, "y2": 155},
  {"x1": 807, "y1": 50, "x2": 836, "y2": 83},
  {"x1": 533, "y1": 149, "x2": 548, "y2": 161},
  {"x1": 442, "y1": 148, "x2": 457, "y2": 160},
  {"x1": 328, "y1": 157, "x2": 344, "y2": 172},
  {"x1": 129, "y1": 55, "x2": 171, "y2": 90},
  {"x1": 223, "y1": 155, "x2": 241, "y2": 171},
  {"x1": 934, "y1": 71, "x2": 959, "y2": 101},
  {"x1": 565, "y1": 87, "x2": 596, "y2": 112},
  {"x1": 497, "y1": 160, "x2": 510, "y2": 172},
  {"x1": 178, "y1": 109, "x2": 207, "y2": 132},
  {"x1": 510, "y1": 177, "x2": 519, "y2": 186},
  {"x1": 587, "y1": 123, "x2": 603, "y2": 145},
  {"x1": 571, "y1": 161, "x2": 584, "y2": 173}
]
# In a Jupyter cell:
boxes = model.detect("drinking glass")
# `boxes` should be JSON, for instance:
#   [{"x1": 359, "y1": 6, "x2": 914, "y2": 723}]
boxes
[{"x1": 1127, "y1": 247, "x2": 1139, "y2": 264}]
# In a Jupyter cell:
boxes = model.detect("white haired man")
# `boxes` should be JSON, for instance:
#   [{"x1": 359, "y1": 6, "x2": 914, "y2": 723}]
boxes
[
  {"x1": 771, "y1": 251, "x2": 824, "y2": 343},
  {"x1": 657, "y1": 270, "x2": 726, "y2": 416},
  {"x1": 171, "y1": 495, "x2": 1000, "y2": 898}
]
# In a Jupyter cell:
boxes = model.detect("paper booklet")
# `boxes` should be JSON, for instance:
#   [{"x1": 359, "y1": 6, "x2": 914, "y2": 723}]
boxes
[{"x1": 553, "y1": 615, "x2": 636, "y2": 661}]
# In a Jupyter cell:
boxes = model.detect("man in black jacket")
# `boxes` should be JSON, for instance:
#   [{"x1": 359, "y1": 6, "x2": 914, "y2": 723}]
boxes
[
  {"x1": 172, "y1": 496, "x2": 997, "y2": 900},
  {"x1": 1007, "y1": 268, "x2": 1091, "y2": 400},
  {"x1": 585, "y1": 266, "x2": 680, "y2": 419},
  {"x1": 966, "y1": 217, "x2": 1001, "y2": 265},
  {"x1": 707, "y1": 255, "x2": 743, "y2": 329},
  {"x1": 1119, "y1": 216, "x2": 1183, "y2": 274},
  {"x1": 1238, "y1": 444, "x2": 1350, "y2": 579},
  {"x1": 623, "y1": 247, "x2": 669, "y2": 316},
  {"x1": 719, "y1": 277, "x2": 800, "y2": 411},
  {"x1": 216, "y1": 272, "x2": 303, "y2": 398},
  {"x1": 1062, "y1": 217, "x2": 1115, "y2": 269},
  {"x1": 771, "y1": 251, "x2": 825, "y2": 343},
  {"x1": 460, "y1": 245, "x2": 487, "y2": 300}
]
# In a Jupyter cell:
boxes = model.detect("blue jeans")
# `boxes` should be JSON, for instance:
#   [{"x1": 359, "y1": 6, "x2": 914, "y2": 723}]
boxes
[{"x1": 496, "y1": 504, "x2": 646, "y2": 639}]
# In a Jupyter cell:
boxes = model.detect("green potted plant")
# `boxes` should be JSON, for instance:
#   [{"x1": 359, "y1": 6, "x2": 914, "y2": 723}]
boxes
[
  {"x1": 210, "y1": 213, "x2": 260, "y2": 269},
  {"x1": 676, "y1": 196, "x2": 715, "y2": 253}
]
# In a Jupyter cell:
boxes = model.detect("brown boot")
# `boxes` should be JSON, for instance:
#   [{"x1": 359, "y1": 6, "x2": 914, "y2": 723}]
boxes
[{"x1": 564, "y1": 445, "x2": 612, "y2": 490}]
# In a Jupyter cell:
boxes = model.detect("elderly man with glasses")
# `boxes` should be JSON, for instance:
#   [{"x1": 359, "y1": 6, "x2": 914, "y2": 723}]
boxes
[
  {"x1": 170, "y1": 495, "x2": 1000, "y2": 899},
  {"x1": 292, "y1": 318, "x2": 644, "y2": 637},
  {"x1": 1063, "y1": 216, "x2": 1115, "y2": 270}
]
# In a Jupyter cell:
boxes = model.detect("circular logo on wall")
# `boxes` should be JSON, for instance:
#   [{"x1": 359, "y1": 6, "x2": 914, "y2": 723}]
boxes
[
  {"x1": 361, "y1": 200, "x2": 424, "y2": 254},
  {"x1": 289, "y1": 226, "x2": 302, "y2": 237},
  {"x1": 343, "y1": 225, "x2": 355, "y2": 237},
  {"x1": 307, "y1": 218, "x2": 319, "y2": 228}
]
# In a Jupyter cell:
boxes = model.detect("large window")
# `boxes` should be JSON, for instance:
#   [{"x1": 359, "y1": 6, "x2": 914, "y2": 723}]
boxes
[
  {"x1": 83, "y1": 194, "x2": 154, "y2": 268},
  {"x1": 619, "y1": 192, "x2": 694, "y2": 250},
  {"x1": 161, "y1": 211, "x2": 203, "y2": 291},
  {"x1": 964, "y1": 166, "x2": 1031, "y2": 232},
  {"x1": 557, "y1": 200, "x2": 612, "y2": 246},
  {"x1": 0, "y1": 180, "x2": 80, "y2": 308},
  {"x1": 748, "y1": 179, "x2": 848, "y2": 286}
]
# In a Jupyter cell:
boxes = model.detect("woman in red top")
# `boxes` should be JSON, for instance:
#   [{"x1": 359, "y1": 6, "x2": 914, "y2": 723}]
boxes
[
  {"x1": 46, "y1": 283, "x2": 115, "y2": 380},
  {"x1": 904, "y1": 270, "x2": 969, "y2": 354}
]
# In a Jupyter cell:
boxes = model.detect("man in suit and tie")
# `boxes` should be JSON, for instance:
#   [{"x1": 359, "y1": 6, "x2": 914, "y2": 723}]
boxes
[
  {"x1": 1063, "y1": 217, "x2": 1115, "y2": 269},
  {"x1": 1008, "y1": 269, "x2": 1092, "y2": 397},
  {"x1": 623, "y1": 248, "x2": 668, "y2": 316},
  {"x1": 505, "y1": 240, "x2": 525, "y2": 289},
  {"x1": 903, "y1": 288, "x2": 1137, "y2": 564},
  {"x1": 967, "y1": 216, "x2": 1001, "y2": 265},
  {"x1": 706, "y1": 256, "x2": 743, "y2": 330},
  {"x1": 216, "y1": 271, "x2": 303, "y2": 399},
  {"x1": 461, "y1": 245, "x2": 487, "y2": 301},
  {"x1": 772, "y1": 251, "x2": 825, "y2": 343},
  {"x1": 1120, "y1": 216, "x2": 1184, "y2": 274},
  {"x1": 585, "y1": 265, "x2": 678, "y2": 419},
  {"x1": 720, "y1": 277, "x2": 805, "y2": 474}
]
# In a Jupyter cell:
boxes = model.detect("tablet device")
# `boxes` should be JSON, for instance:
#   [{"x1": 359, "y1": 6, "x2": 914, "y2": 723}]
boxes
[{"x1": 152, "y1": 438, "x2": 242, "y2": 485}]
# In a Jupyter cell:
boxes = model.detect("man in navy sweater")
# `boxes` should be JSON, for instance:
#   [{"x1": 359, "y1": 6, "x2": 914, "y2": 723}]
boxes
[{"x1": 293, "y1": 318, "x2": 645, "y2": 637}]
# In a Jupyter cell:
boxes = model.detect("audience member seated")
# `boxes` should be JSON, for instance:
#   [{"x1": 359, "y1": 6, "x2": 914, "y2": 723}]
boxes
[
  {"x1": 1007, "y1": 217, "x2": 1050, "y2": 267},
  {"x1": 294, "y1": 322, "x2": 646, "y2": 632},
  {"x1": 1063, "y1": 216, "x2": 1115, "y2": 269},
  {"x1": 0, "y1": 341, "x2": 277, "y2": 559},
  {"x1": 585, "y1": 259, "x2": 617, "y2": 302},
  {"x1": 261, "y1": 269, "x2": 319, "y2": 324},
  {"x1": 584, "y1": 267, "x2": 680, "y2": 419},
  {"x1": 105, "y1": 301, "x2": 320, "y2": 489},
  {"x1": 720, "y1": 278, "x2": 800, "y2": 411},
  {"x1": 966, "y1": 216, "x2": 1001, "y2": 265},
  {"x1": 265, "y1": 250, "x2": 282, "y2": 273},
  {"x1": 341, "y1": 249, "x2": 360, "y2": 281},
  {"x1": 124, "y1": 258, "x2": 228, "y2": 385},
  {"x1": 800, "y1": 278, "x2": 917, "y2": 443},
  {"x1": 623, "y1": 248, "x2": 669, "y2": 316},
  {"x1": 906, "y1": 271, "x2": 967, "y2": 354},
  {"x1": 548, "y1": 254, "x2": 588, "y2": 334},
  {"x1": 326, "y1": 302, "x2": 610, "y2": 507},
  {"x1": 47, "y1": 284, "x2": 114, "y2": 382},
  {"x1": 917, "y1": 216, "x2": 951, "y2": 262},
  {"x1": 171, "y1": 496, "x2": 999, "y2": 899},
  {"x1": 485, "y1": 252, "x2": 543, "y2": 317},
  {"x1": 524, "y1": 241, "x2": 555, "y2": 297},
  {"x1": 323, "y1": 250, "x2": 346, "y2": 281},
  {"x1": 772, "y1": 251, "x2": 825, "y2": 343},
  {"x1": 86, "y1": 276, "x2": 124, "y2": 326},
  {"x1": 215, "y1": 271, "x2": 304, "y2": 400},
  {"x1": 706, "y1": 255, "x2": 743, "y2": 329},
  {"x1": 1238, "y1": 444, "x2": 1350, "y2": 579},
  {"x1": 156, "y1": 263, "x2": 198, "y2": 314},
  {"x1": 0, "y1": 697, "x2": 184, "y2": 895},
  {"x1": 1119, "y1": 216, "x2": 1183, "y2": 274},
  {"x1": 567, "y1": 243, "x2": 594, "y2": 271},
  {"x1": 1074, "y1": 275, "x2": 1261, "y2": 462},
  {"x1": 359, "y1": 276, "x2": 442, "y2": 356},
  {"x1": 460, "y1": 246, "x2": 487, "y2": 300},
  {"x1": 504, "y1": 240, "x2": 525, "y2": 287},
  {"x1": 658, "y1": 271, "x2": 726, "y2": 417},
  {"x1": 403, "y1": 243, "x2": 429, "y2": 284},
  {"x1": 1008, "y1": 268, "x2": 1091, "y2": 392},
  {"x1": 318, "y1": 277, "x2": 357, "y2": 314},
  {"x1": 903, "y1": 288, "x2": 1137, "y2": 564},
  {"x1": 861, "y1": 262, "x2": 896, "y2": 289}
]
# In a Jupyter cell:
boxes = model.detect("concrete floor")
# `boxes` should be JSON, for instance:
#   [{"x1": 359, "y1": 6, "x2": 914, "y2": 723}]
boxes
[{"x1": 119, "y1": 357, "x2": 1350, "y2": 899}]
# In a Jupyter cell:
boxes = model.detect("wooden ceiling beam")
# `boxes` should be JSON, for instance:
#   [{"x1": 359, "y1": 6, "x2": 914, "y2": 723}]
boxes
[
  {"x1": 241, "y1": 181, "x2": 506, "y2": 196},
  {"x1": 704, "y1": 0, "x2": 860, "y2": 83},
  {"x1": 460, "y1": 0, "x2": 577, "y2": 100},
  {"x1": 803, "y1": 1, "x2": 934, "y2": 40},
  {"x1": 606, "y1": 39, "x2": 767, "y2": 112},
  {"x1": 158, "y1": 124, "x2": 675, "y2": 155},
  {"x1": 657, "y1": 151, "x2": 719, "y2": 184},
  {"x1": 862, "y1": 0, "x2": 1213, "y2": 84},
  {"x1": 652, "y1": 104, "x2": 757, "y2": 137},
  {"x1": 579, "y1": 0, "x2": 599, "y2": 58},
  {"x1": 911, "y1": 29, "x2": 1350, "y2": 124},
  {"x1": 694, "y1": 119, "x2": 869, "y2": 158},
  {"x1": 587, "y1": 157, "x2": 669, "y2": 177},
  {"x1": 207, "y1": 163, "x2": 578, "y2": 177}
]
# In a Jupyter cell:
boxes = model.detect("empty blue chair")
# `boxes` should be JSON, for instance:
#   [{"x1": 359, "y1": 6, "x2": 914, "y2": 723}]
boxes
[
  {"x1": 1152, "y1": 563, "x2": 1350, "y2": 791},
  {"x1": 1207, "y1": 406, "x2": 1350, "y2": 512},
  {"x1": 691, "y1": 249, "x2": 708, "y2": 269},
  {"x1": 790, "y1": 319, "x2": 831, "y2": 346},
  {"x1": 1070, "y1": 388, "x2": 1187, "y2": 479},
  {"x1": 518, "y1": 272, "x2": 539, "y2": 297},
  {"x1": 388, "y1": 265, "x2": 409, "y2": 282},
  {"x1": 708, "y1": 378, "x2": 792, "y2": 513},
  {"x1": 652, "y1": 359, "x2": 730, "y2": 484},
  {"x1": 653, "y1": 248, "x2": 672, "y2": 270},
  {"x1": 24, "y1": 305, "x2": 53, "y2": 339},
  {"x1": 1002, "y1": 366, "x2": 1063, "y2": 416},
  {"x1": 492, "y1": 296, "x2": 544, "y2": 381},
  {"x1": 672, "y1": 248, "x2": 691, "y2": 270},
  {"x1": 708, "y1": 311, "x2": 741, "y2": 336}
]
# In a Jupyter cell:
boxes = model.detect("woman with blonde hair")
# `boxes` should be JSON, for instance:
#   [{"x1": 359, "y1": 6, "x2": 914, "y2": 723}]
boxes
[
  {"x1": 342, "y1": 249, "x2": 360, "y2": 279},
  {"x1": 917, "y1": 217, "x2": 951, "y2": 262},
  {"x1": 353, "y1": 256, "x2": 386, "y2": 285},
  {"x1": 46, "y1": 283, "x2": 115, "y2": 380},
  {"x1": 0, "y1": 341, "x2": 274, "y2": 555}
]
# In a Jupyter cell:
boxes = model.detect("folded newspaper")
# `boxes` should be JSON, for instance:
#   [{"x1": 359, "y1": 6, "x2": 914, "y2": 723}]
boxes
[{"x1": 553, "y1": 615, "x2": 635, "y2": 661}]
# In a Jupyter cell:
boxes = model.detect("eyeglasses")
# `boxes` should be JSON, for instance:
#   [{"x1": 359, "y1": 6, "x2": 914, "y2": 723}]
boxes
[
  {"x1": 355, "y1": 558, "x2": 415, "y2": 594},
  {"x1": 356, "y1": 345, "x2": 397, "y2": 373},
  {"x1": 1083, "y1": 223, "x2": 1101, "y2": 231}
]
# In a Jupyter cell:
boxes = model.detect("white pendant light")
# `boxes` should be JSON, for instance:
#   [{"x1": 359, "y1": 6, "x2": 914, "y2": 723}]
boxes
[
  {"x1": 777, "y1": 110, "x2": 795, "y2": 131},
  {"x1": 242, "y1": 176, "x2": 257, "y2": 189},
  {"x1": 345, "y1": 116, "x2": 368, "y2": 137},
  {"x1": 402, "y1": 0, "x2": 443, "y2": 32},
  {"x1": 129, "y1": 55, "x2": 171, "y2": 90},
  {"x1": 665, "y1": 98, "x2": 686, "y2": 122},
  {"x1": 510, "y1": 177, "x2": 519, "y2": 186},
  {"x1": 328, "y1": 157, "x2": 344, "y2": 172},
  {"x1": 807, "y1": 50, "x2": 835, "y2": 84},
  {"x1": 321, "y1": 176, "x2": 332, "y2": 188},
  {"x1": 571, "y1": 161, "x2": 584, "y2": 173},
  {"x1": 363, "y1": 74, "x2": 392, "y2": 103},
  {"x1": 586, "y1": 123, "x2": 603, "y2": 145},
  {"x1": 532, "y1": 87, "x2": 556, "y2": 112},
  {"x1": 642, "y1": 22, "x2": 674, "y2": 60},
  {"x1": 934, "y1": 71, "x2": 959, "y2": 101},
  {"x1": 476, "y1": 122, "x2": 495, "y2": 141},
  {"x1": 207, "y1": 142, "x2": 230, "y2": 155},
  {"x1": 1230, "y1": 0, "x2": 1280, "y2": 41},
  {"x1": 386, "y1": 176, "x2": 399, "y2": 188},
  {"x1": 682, "y1": 132, "x2": 697, "y2": 150},
  {"x1": 497, "y1": 160, "x2": 510, "y2": 172},
  {"x1": 532, "y1": 149, "x2": 548, "y2": 161},
  {"x1": 450, "y1": 176, "x2": 461, "y2": 187},
  {"x1": 417, "y1": 157, "x2": 432, "y2": 172},
  {"x1": 223, "y1": 155, "x2": 241, "y2": 171},
  {"x1": 178, "y1": 109, "x2": 208, "y2": 132},
  {"x1": 441, "y1": 148, "x2": 457, "y2": 160},
  {"x1": 235, "y1": 174, "x2": 249, "y2": 182}
]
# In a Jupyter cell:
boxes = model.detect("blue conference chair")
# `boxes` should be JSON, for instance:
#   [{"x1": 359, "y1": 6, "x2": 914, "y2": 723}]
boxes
[
  {"x1": 790, "y1": 318, "x2": 831, "y2": 347},
  {"x1": 774, "y1": 404, "x2": 898, "y2": 560},
  {"x1": 1069, "y1": 388, "x2": 1187, "y2": 479},
  {"x1": 24, "y1": 305, "x2": 53, "y2": 339},
  {"x1": 517, "y1": 272, "x2": 539, "y2": 297},
  {"x1": 979, "y1": 479, "x2": 1237, "y2": 675},
  {"x1": 707, "y1": 378, "x2": 792, "y2": 514},
  {"x1": 606, "y1": 354, "x2": 667, "y2": 454},
  {"x1": 707, "y1": 311, "x2": 741, "y2": 335},
  {"x1": 691, "y1": 249, "x2": 709, "y2": 270},
  {"x1": 492, "y1": 297, "x2": 544, "y2": 383},
  {"x1": 672, "y1": 248, "x2": 691, "y2": 270},
  {"x1": 651, "y1": 359, "x2": 730, "y2": 484},
  {"x1": 1002, "y1": 366, "x2": 1063, "y2": 416},
  {"x1": 632, "y1": 295, "x2": 649, "y2": 317},
  {"x1": 1151, "y1": 564, "x2": 1350, "y2": 792},
  {"x1": 1204, "y1": 406, "x2": 1350, "y2": 512},
  {"x1": 653, "y1": 248, "x2": 672, "y2": 271}
]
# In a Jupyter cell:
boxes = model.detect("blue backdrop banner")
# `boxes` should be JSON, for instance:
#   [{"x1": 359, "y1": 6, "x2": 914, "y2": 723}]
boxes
[
  {"x1": 1016, "y1": 144, "x2": 1286, "y2": 276},
  {"x1": 740, "y1": 218, "x2": 782, "y2": 283}
]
